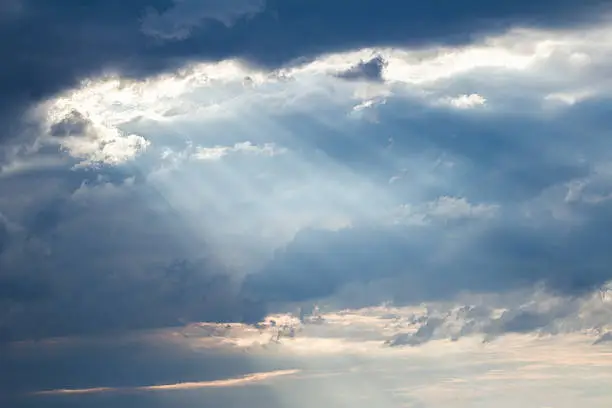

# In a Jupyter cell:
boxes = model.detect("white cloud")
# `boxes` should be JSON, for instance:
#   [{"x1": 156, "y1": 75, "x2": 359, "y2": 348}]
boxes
[
  {"x1": 57, "y1": 128, "x2": 149, "y2": 168},
  {"x1": 33, "y1": 369, "x2": 299, "y2": 396},
  {"x1": 193, "y1": 141, "x2": 287, "y2": 161},
  {"x1": 193, "y1": 145, "x2": 230, "y2": 161},
  {"x1": 349, "y1": 97, "x2": 387, "y2": 122},
  {"x1": 425, "y1": 196, "x2": 499, "y2": 219},
  {"x1": 439, "y1": 93, "x2": 487, "y2": 109},
  {"x1": 544, "y1": 89, "x2": 594, "y2": 105},
  {"x1": 40, "y1": 100, "x2": 151, "y2": 167},
  {"x1": 395, "y1": 196, "x2": 499, "y2": 225}
]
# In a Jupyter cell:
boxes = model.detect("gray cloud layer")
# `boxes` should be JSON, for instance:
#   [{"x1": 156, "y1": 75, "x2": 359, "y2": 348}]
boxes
[{"x1": 2, "y1": 1, "x2": 612, "y2": 341}]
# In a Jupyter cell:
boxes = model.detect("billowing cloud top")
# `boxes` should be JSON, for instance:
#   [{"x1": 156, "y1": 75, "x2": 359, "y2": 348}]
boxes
[{"x1": 1, "y1": 0, "x2": 612, "y2": 353}]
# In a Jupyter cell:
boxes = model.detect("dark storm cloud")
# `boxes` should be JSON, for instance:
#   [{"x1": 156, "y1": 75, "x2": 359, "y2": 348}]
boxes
[
  {"x1": 0, "y1": 87, "x2": 608, "y2": 343},
  {"x1": 241, "y1": 226, "x2": 435, "y2": 303},
  {"x1": 24, "y1": 198, "x2": 70, "y2": 238},
  {"x1": 48, "y1": 110, "x2": 90, "y2": 138},
  {"x1": 594, "y1": 332, "x2": 612, "y2": 345},
  {"x1": 0, "y1": 251, "x2": 260, "y2": 342},
  {"x1": 0, "y1": 0, "x2": 609, "y2": 145},
  {"x1": 385, "y1": 317, "x2": 445, "y2": 347},
  {"x1": 241, "y1": 204, "x2": 612, "y2": 308},
  {"x1": 336, "y1": 56, "x2": 387, "y2": 82},
  {"x1": 1, "y1": 0, "x2": 611, "y2": 342},
  {"x1": 0, "y1": 173, "x2": 264, "y2": 341}
]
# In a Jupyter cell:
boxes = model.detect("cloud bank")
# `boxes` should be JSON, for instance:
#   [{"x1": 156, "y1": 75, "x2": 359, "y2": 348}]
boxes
[{"x1": 2, "y1": 1, "x2": 612, "y2": 348}]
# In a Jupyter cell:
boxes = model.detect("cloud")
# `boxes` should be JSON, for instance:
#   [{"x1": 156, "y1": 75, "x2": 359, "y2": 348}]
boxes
[
  {"x1": 48, "y1": 110, "x2": 90, "y2": 138},
  {"x1": 6, "y1": 10, "x2": 612, "y2": 342},
  {"x1": 3, "y1": 292, "x2": 612, "y2": 407},
  {"x1": 377, "y1": 288, "x2": 612, "y2": 347},
  {"x1": 241, "y1": 186, "x2": 612, "y2": 309},
  {"x1": 0, "y1": 0, "x2": 607, "y2": 145},
  {"x1": 7, "y1": 7, "x2": 612, "y2": 408},
  {"x1": 141, "y1": 0, "x2": 266, "y2": 41},
  {"x1": 336, "y1": 56, "x2": 387, "y2": 82},
  {"x1": 193, "y1": 142, "x2": 287, "y2": 161},
  {"x1": 42, "y1": 106, "x2": 150, "y2": 167},
  {"x1": 33, "y1": 369, "x2": 299, "y2": 396},
  {"x1": 0, "y1": 175, "x2": 268, "y2": 341},
  {"x1": 438, "y1": 93, "x2": 487, "y2": 109},
  {"x1": 396, "y1": 196, "x2": 499, "y2": 225},
  {"x1": 593, "y1": 332, "x2": 612, "y2": 345},
  {"x1": 385, "y1": 317, "x2": 445, "y2": 347},
  {"x1": 175, "y1": 287, "x2": 612, "y2": 351}
]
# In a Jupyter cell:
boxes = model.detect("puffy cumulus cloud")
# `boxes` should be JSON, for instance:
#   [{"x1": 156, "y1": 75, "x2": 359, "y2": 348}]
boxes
[
  {"x1": 44, "y1": 109, "x2": 150, "y2": 167},
  {"x1": 438, "y1": 93, "x2": 487, "y2": 109}
]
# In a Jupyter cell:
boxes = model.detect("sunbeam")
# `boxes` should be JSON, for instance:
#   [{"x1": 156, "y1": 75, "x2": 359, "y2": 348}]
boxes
[{"x1": 5, "y1": 5, "x2": 612, "y2": 407}]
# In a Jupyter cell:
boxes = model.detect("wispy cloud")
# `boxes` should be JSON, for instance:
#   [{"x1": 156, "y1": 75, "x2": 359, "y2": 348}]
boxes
[
  {"x1": 31, "y1": 369, "x2": 300, "y2": 396},
  {"x1": 193, "y1": 142, "x2": 287, "y2": 161}
]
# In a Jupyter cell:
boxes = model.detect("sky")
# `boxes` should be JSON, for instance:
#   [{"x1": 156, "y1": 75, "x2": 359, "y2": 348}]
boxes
[{"x1": 2, "y1": 0, "x2": 612, "y2": 407}]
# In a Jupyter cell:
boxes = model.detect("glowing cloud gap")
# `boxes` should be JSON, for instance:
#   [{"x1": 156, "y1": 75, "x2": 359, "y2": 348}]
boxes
[{"x1": 30, "y1": 369, "x2": 300, "y2": 396}]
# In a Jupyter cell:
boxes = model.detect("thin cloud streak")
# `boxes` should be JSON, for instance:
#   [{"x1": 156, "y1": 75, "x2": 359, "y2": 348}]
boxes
[{"x1": 31, "y1": 369, "x2": 300, "y2": 396}]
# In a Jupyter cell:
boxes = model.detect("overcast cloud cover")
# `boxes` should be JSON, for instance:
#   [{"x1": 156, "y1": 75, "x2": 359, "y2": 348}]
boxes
[{"x1": 2, "y1": 0, "x2": 612, "y2": 407}]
